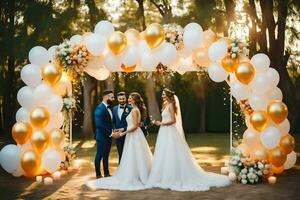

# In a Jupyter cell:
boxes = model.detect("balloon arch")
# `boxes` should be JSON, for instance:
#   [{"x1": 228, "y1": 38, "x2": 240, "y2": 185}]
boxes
[{"x1": 0, "y1": 20, "x2": 296, "y2": 185}]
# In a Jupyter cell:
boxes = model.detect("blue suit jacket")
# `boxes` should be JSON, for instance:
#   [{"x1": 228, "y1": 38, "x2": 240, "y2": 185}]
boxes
[
  {"x1": 112, "y1": 104, "x2": 132, "y2": 131},
  {"x1": 94, "y1": 103, "x2": 113, "y2": 141}
]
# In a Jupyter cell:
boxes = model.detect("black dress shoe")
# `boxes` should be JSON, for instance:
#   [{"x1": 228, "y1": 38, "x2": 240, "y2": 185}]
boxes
[
  {"x1": 96, "y1": 175, "x2": 103, "y2": 179},
  {"x1": 104, "y1": 174, "x2": 111, "y2": 177}
]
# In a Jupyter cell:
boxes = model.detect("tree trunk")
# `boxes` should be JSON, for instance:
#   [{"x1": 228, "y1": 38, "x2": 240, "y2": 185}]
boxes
[
  {"x1": 145, "y1": 78, "x2": 161, "y2": 120},
  {"x1": 194, "y1": 79, "x2": 207, "y2": 133},
  {"x1": 3, "y1": 0, "x2": 16, "y2": 135},
  {"x1": 82, "y1": 75, "x2": 96, "y2": 136}
]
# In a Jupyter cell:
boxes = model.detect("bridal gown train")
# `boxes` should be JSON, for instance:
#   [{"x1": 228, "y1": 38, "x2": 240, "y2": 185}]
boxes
[
  {"x1": 146, "y1": 104, "x2": 231, "y2": 191},
  {"x1": 86, "y1": 112, "x2": 153, "y2": 191}
]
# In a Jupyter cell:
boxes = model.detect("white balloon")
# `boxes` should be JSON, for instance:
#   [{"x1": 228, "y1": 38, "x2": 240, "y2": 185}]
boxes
[
  {"x1": 69, "y1": 35, "x2": 82, "y2": 45},
  {"x1": 230, "y1": 81, "x2": 251, "y2": 101},
  {"x1": 42, "y1": 149, "x2": 62, "y2": 173},
  {"x1": 208, "y1": 41, "x2": 228, "y2": 61},
  {"x1": 12, "y1": 164, "x2": 24, "y2": 177},
  {"x1": 85, "y1": 67, "x2": 110, "y2": 81},
  {"x1": 33, "y1": 83, "x2": 53, "y2": 106},
  {"x1": 183, "y1": 23, "x2": 203, "y2": 50},
  {"x1": 87, "y1": 56, "x2": 103, "y2": 70},
  {"x1": 159, "y1": 43, "x2": 177, "y2": 66},
  {"x1": 141, "y1": 51, "x2": 159, "y2": 71},
  {"x1": 103, "y1": 52, "x2": 122, "y2": 71},
  {"x1": 284, "y1": 151, "x2": 297, "y2": 170},
  {"x1": 268, "y1": 87, "x2": 283, "y2": 101},
  {"x1": 138, "y1": 40, "x2": 151, "y2": 54},
  {"x1": 45, "y1": 112, "x2": 64, "y2": 131},
  {"x1": 20, "y1": 64, "x2": 42, "y2": 87},
  {"x1": 122, "y1": 46, "x2": 139, "y2": 67},
  {"x1": 48, "y1": 45, "x2": 58, "y2": 61},
  {"x1": 249, "y1": 94, "x2": 268, "y2": 111},
  {"x1": 28, "y1": 46, "x2": 50, "y2": 66},
  {"x1": 16, "y1": 107, "x2": 29, "y2": 122},
  {"x1": 260, "y1": 127, "x2": 281, "y2": 149},
  {"x1": 276, "y1": 119, "x2": 290, "y2": 136},
  {"x1": 250, "y1": 53, "x2": 270, "y2": 73},
  {"x1": 0, "y1": 144, "x2": 21, "y2": 173},
  {"x1": 245, "y1": 115, "x2": 251, "y2": 128},
  {"x1": 94, "y1": 20, "x2": 114, "y2": 38},
  {"x1": 243, "y1": 129, "x2": 259, "y2": 147},
  {"x1": 19, "y1": 141, "x2": 32, "y2": 154},
  {"x1": 84, "y1": 33, "x2": 106, "y2": 56},
  {"x1": 17, "y1": 86, "x2": 35, "y2": 110},
  {"x1": 45, "y1": 95, "x2": 63, "y2": 114},
  {"x1": 250, "y1": 73, "x2": 272, "y2": 95},
  {"x1": 266, "y1": 68, "x2": 279, "y2": 88},
  {"x1": 207, "y1": 62, "x2": 228, "y2": 82},
  {"x1": 178, "y1": 47, "x2": 192, "y2": 58}
]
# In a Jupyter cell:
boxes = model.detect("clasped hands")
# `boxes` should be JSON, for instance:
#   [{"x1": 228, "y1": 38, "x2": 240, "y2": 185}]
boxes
[{"x1": 112, "y1": 128, "x2": 125, "y2": 138}]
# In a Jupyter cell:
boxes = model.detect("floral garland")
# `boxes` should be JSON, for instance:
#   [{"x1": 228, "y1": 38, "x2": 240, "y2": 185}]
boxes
[
  {"x1": 228, "y1": 148, "x2": 272, "y2": 184},
  {"x1": 163, "y1": 23, "x2": 184, "y2": 50},
  {"x1": 60, "y1": 144, "x2": 77, "y2": 170},
  {"x1": 55, "y1": 40, "x2": 91, "y2": 82},
  {"x1": 228, "y1": 39, "x2": 249, "y2": 59}
]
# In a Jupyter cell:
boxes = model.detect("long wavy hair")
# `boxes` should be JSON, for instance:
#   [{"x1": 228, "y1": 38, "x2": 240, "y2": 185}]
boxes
[
  {"x1": 163, "y1": 88, "x2": 177, "y2": 114},
  {"x1": 129, "y1": 92, "x2": 147, "y2": 120}
]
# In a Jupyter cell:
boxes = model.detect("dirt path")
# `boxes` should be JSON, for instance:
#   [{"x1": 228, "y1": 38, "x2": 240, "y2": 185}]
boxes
[{"x1": 0, "y1": 134, "x2": 299, "y2": 200}]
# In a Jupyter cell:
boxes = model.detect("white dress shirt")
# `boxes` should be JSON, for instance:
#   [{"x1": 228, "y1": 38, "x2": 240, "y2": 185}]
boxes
[{"x1": 118, "y1": 104, "x2": 125, "y2": 120}]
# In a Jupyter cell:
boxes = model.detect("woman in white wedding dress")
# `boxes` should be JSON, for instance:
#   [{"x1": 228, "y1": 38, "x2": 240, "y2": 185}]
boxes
[
  {"x1": 86, "y1": 92, "x2": 153, "y2": 191},
  {"x1": 146, "y1": 88, "x2": 231, "y2": 191}
]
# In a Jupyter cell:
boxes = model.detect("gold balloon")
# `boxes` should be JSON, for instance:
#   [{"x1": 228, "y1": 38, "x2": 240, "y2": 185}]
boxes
[
  {"x1": 108, "y1": 31, "x2": 127, "y2": 55},
  {"x1": 193, "y1": 48, "x2": 210, "y2": 67},
  {"x1": 30, "y1": 107, "x2": 50, "y2": 128},
  {"x1": 202, "y1": 29, "x2": 216, "y2": 47},
  {"x1": 31, "y1": 130, "x2": 49, "y2": 153},
  {"x1": 125, "y1": 29, "x2": 141, "y2": 44},
  {"x1": 121, "y1": 64, "x2": 136, "y2": 73},
  {"x1": 42, "y1": 63, "x2": 62, "y2": 86},
  {"x1": 144, "y1": 23, "x2": 165, "y2": 49},
  {"x1": 250, "y1": 111, "x2": 269, "y2": 132},
  {"x1": 280, "y1": 134, "x2": 295, "y2": 154},
  {"x1": 50, "y1": 128, "x2": 65, "y2": 149},
  {"x1": 272, "y1": 165, "x2": 284, "y2": 174},
  {"x1": 12, "y1": 122, "x2": 32, "y2": 145},
  {"x1": 21, "y1": 150, "x2": 41, "y2": 177},
  {"x1": 235, "y1": 62, "x2": 255, "y2": 84},
  {"x1": 269, "y1": 147, "x2": 287, "y2": 167},
  {"x1": 267, "y1": 101, "x2": 288, "y2": 124},
  {"x1": 221, "y1": 54, "x2": 239, "y2": 72}
]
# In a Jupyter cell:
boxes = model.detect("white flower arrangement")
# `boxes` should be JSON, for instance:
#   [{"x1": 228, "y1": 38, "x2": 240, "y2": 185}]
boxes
[
  {"x1": 228, "y1": 39, "x2": 249, "y2": 59},
  {"x1": 55, "y1": 39, "x2": 91, "y2": 80},
  {"x1": 63, "y1": 95, "x2": 77, "y2": 112},
  {"x1": 228, "y1": 148, "x2": 272, "y2": 184},
  {"x1": 60, "y1": 144, "x2": 77, "y2": 170},
  {"x1": 163, "y1": 23, "x2": 184, "y2": 50}
]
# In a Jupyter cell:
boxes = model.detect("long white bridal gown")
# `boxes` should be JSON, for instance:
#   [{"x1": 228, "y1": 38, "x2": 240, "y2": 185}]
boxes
[
  {"x1": 86, "y1": 112, "x2": 153, "y2": 191},
  {"x1": 146, "y1": 104, "x2": 231, "y2": 191}
]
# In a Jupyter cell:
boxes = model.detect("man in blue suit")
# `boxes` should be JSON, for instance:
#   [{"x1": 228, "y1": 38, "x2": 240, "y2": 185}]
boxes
[
  {"x1": 94, "y1": 90, "x2": 119, "y2": 178},
  {"x1": 112, "y1": 92, "x2": 132, "y2": 163}
]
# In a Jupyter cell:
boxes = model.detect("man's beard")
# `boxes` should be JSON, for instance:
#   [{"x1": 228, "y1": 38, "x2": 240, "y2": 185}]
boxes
[
  {"x1": 119, "y1": 102, "x2": 126, "y2": 106},
  {"x1": 107, "y1": 99, "x2": 113, "y2": 105}
]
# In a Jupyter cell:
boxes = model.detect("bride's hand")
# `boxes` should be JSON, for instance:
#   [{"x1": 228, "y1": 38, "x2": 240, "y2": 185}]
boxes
[{"x1": 155, "y1": 121, "x2": 162, "y2": 126}]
